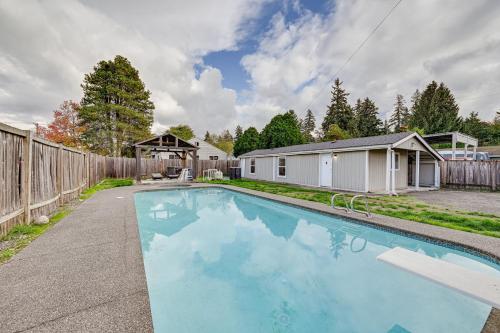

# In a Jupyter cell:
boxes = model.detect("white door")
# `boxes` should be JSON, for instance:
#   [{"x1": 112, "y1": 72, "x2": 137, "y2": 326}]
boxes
[{"x1": 320, "y1": 154, "x2": 332, "y2": 187}]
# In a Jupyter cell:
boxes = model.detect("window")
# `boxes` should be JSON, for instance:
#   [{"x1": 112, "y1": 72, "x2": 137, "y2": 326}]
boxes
[
  {"x1": 250, "y1": 158, "x2": 256, "y2": 174},
  {"x1": 196, "y1": 141, "x2": 199, "y2": 146},
  {"x1": 168, "y1": 155, "x2": 176, "y2": 160},
  {"x1": 394, "y1": 152, "x2": 400, "y2": 171},
  {"x1": 209, "y1": 156, "x2": 219, "y2": 160},
  {"x1": 278, "y1": 157, "x2": 286, "y2": 177}
]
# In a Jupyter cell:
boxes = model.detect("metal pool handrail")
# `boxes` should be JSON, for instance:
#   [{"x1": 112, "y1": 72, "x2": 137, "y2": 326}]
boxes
[
  {"x1": 331, "y1": 193, "x2": 349, "y2": 213},
  {"x1": 350, "y1": 194, "x2": 372, "y2": 218}
]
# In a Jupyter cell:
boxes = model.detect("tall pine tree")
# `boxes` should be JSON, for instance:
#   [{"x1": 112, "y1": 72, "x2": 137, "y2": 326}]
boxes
[
  {"x1": 354, "y1": 98, "x2": 383, "y2": 137},
  {"x1": 389, "y1": 94, "x2": 410, "y2": 132},
  {"x1": 409, "y1": 81, "x2": 461, "y2": 134},
  {"x1": 79, "y1": 55, "x2": 154, "y2": 156},
  {"x1": 301, "y1": 109, "x2": 316, "y2": 142},
  {"x1": 322, "y1": 78, "x2": 354, "y2": 134},
  {"x1": 234, "y1": 125, "x2": 243, "y2": 141}
]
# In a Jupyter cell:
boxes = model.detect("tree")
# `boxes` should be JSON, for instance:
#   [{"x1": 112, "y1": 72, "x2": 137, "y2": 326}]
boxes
[
  {"x1": 233, "y1": 127, "x2": 260, "y2": 157},
  {"x1": 259, "y1": 110, "x2": 304, "y2": 149},
  {"x1": 322, "y1": 78, "x2": 354, "y2": 134},
  {"x1": 409, "y1": 81, "x2": 461, "y2": 134},
  {"x1": 167, "y1": 124, "x2": 194, "y2": 141},
  {"x1": 35, "y1": 100, "x2": 85, "y2": 147},
  {"x1": 79, "y1": 55, "x2": 154, "y2": 156},
  {"x1": 323, "y1": 124, "x2": 351, "y2": 141},
  {"x1": 204, "y1": 131, "x2": 211, "y2": 142},
  {"x1": 462, "y1": 112, "x2": 499, "y2": 146},
  {"x1": 213, "y1": 129, "x2": 234, "y2": 155},
  {"x1": 354, "y1": 97, "x2": 383, "y2": 137},
  {"x1": 382, "y1": 120, "x2": 391, "y2": 134},
  {"x1": 389, "y1": 94, "x2": 410, "y2": 132},
  {"x1": 301, "y1": 109, "x2": 316, "y2": 142},
  {"x1": 234, "y1": 125, "x2": 243, "y2": 141}
]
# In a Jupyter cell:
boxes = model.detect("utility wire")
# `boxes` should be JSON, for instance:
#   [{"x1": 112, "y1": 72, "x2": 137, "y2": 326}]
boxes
[{"x1": 301, "y1": 0, "x2": 404, "y2": 116}]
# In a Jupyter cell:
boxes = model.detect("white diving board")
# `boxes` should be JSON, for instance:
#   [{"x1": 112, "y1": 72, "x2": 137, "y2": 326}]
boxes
[{"x1": 377, "y1": 247, "x2": 500, "y2": 308}]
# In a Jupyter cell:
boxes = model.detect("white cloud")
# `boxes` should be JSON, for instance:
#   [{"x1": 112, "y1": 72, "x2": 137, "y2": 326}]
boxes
[
  {"x1": 1, "y1": 0, "x2": 499, "y2": 137},
  {"x1": 240, "y1": 0, "x2": 500, "y2": 129},
  {"x1": 0, "y1": 0, "x2": 269, "y2": 134}
]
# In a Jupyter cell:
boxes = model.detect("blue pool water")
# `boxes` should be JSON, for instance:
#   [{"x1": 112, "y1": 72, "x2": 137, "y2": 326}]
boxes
[{"x1": 134, "y1": 188, "x2": 500, "y2": 333}]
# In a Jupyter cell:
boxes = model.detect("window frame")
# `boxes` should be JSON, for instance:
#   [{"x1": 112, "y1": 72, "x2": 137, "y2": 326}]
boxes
[
  {"x1": 250, "y1": 158, "x2": 256, "y2": 174},
  {"x1": 209, "y1": 156, "x2": 219, "y2": 161},
  {"x1": 277, "y1": 156, "x2": 286, "y2": 178},
  {"x1": 394, "y1": 152, "x2": 400, "y2": 171}
]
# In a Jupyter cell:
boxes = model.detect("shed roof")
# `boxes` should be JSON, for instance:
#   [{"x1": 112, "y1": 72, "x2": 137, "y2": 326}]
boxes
[
  {"x1": 240, "y1": 132, "x2": 416, "y2": 157},
  {"x1": 134, "y1": 133, "x2": 198, "y2": 151}
]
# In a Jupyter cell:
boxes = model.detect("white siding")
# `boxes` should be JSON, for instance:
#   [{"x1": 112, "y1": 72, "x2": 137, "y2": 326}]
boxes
[
  {"x1": 394, "y1": 149, "x2": 408, "y2": 189},
  {"x1": 394, "y1": 137, "x2": 427, "y2": 151},
  {"x1": 369, "y1": 150, "x2": 386, "y2": 192},
  {"x1": 244, "y1": 157, "x2": 274, "y2": 181},
  {"x1": 158, "y1": 137, "x2": 229, "y2": 160},
  {"x1": 332, "y1": 151, "x2": 366, "y2": 192},
  {"x1": 274, "y1": 154, "x2": 319, "y2": 187}
]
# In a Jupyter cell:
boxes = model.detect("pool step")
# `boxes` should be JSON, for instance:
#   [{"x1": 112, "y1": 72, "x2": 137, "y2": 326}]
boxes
[{"x1": 376, "y1": 247, "x2": 500, "y2": 308}]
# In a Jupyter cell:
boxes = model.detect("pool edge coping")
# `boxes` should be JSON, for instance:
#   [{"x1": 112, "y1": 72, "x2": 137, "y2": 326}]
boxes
[
  {"x1": 134, "y1": 183, "x2": 500, "y2": 332},
  {"x1": 135, "y1": 183, "x2": 500, "y2": 263}
]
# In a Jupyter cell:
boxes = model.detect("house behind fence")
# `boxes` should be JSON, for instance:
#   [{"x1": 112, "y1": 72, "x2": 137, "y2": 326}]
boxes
[{"x1": 0, "y1": 122, "x2": 238, "y2": 236}]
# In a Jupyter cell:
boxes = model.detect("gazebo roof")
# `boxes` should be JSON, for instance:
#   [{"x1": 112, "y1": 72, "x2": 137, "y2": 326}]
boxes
[{"x1": 134, "y1": 133, "x2": 198, "y2": 151}]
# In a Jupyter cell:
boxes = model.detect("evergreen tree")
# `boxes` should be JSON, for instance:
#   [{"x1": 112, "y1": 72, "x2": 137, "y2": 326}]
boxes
[
  {"x1": 233, "y1": 127, "x2": 260, "y2": 157},
  {"x1": 301, "y1": 109, "x2": 316, "y2": 142},
  {"x1": 322, "y1": 78, "x2": 354, "y2": 134},
  {"x1": 260, "y1": 110, "x2": 304, "y2": 149},
  {"x1": 234, "y1": 125, "x2": 243, "y2": 141},
  {"x1": 79, "y1": 55, "x2": 154, "y2": 156},
  {"x1": 389, "y1": 94, "x2": 409, "y2": 132},
  {"x1": 409, "y1": 81, "x2": 461, "y2": 134},
  {"x1": 354, "y1": 98, "x2": 383, "y2": 137},
  {"x1": 204, "y1": 131, "x2": 211, "y2": 142},
  {"x1": 462, "y1": 112, "x2": 493, "y2": 145},
  {"x1": 167, "y1": 124, "x2": 194, "y2": 140},
  {"x1": 383, "y1": 120, "x2": 391, "y2": 134},
  {"x1": 323, "y1": 124, "x2": 351, "y2": 141}
]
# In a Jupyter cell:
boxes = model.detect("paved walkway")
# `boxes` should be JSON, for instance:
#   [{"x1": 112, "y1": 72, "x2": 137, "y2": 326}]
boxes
[
  {"x1": 410, "y1": 190, "x2": 500, "y2": 216},
  {"x1": 0, "y1": 186, "x2": 153, "y2": 332}
]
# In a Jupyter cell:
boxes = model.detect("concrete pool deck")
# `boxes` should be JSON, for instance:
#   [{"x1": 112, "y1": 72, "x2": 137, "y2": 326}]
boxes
[{"x1": 0, "y1": 183, "x2": 499, "y2": 332}]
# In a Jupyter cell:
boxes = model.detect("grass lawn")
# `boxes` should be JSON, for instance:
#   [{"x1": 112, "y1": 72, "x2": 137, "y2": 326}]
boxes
[
  {"x1": 201, "y1": 178, "x2": 500, "y2": 238},
  {"x1": 0, "y1": 178, "x2": 133, "y2": 265}
]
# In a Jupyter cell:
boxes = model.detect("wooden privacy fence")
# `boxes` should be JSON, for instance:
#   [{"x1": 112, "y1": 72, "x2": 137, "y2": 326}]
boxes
[
  {"x1": 440, "y1": 160, "x2": 499, "y2": 191},
  {"x1": 0, "y1": 122, "x2": 239, "y2": 236}
]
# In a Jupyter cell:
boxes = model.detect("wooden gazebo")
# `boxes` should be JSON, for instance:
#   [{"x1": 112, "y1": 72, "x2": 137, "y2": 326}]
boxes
[{"x1": 134, "y1": 133, "x2": 199, "y2": 182}]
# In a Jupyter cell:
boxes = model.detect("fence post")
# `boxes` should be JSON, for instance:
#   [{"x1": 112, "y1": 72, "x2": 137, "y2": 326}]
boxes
[
  {"x1": 491, "y1": 162, "x2": 497, "y2": 191},
  {"x1": 57, "y1": 145, "x2": 63, "y2": 204},
  {"x1": 22, "y1": 130, "x2": 32, "y2": 224}
]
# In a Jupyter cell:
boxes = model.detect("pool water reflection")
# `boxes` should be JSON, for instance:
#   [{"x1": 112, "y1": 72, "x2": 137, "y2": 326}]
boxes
[{"x1": 134, "y1": 188, "x2": 500, "y2": 333}]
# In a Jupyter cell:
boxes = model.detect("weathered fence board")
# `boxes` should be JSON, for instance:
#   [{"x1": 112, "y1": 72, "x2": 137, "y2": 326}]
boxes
[
  {"x1": 439, "y1": 161, "x2": 499, "y2": 191},
  {"x1": 0, "y1": 122, "x2": 240, "y2": 236}
]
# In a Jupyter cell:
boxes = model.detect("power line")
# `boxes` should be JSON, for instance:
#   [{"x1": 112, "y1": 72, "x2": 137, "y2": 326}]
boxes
[{"x1": 301, "y1": 0, "x2": 404, "y2": 116}]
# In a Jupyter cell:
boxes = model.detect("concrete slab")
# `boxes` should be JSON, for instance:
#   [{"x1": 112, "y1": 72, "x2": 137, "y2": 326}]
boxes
[{"x1": 377, "y1": 247, "x2": 500, "y2": 308}]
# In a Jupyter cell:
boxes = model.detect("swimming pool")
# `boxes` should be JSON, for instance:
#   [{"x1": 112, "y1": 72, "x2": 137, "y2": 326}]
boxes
[{"x1": 134, "y1": 188, "x2": 500, "y2": 333}]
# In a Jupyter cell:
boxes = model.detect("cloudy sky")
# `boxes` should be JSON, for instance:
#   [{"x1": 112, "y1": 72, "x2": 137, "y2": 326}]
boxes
[{"x1": 1, "y1": 0, "x2": 499, "y2": 136}]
